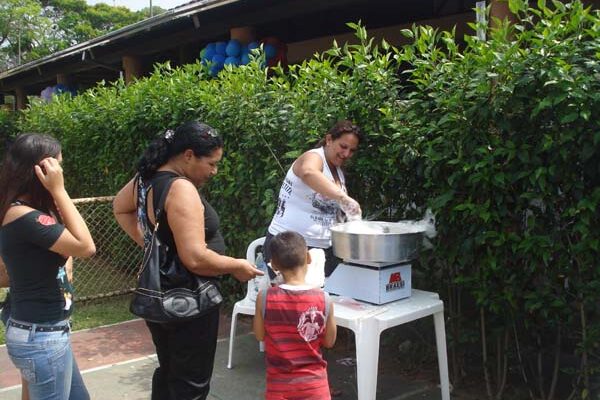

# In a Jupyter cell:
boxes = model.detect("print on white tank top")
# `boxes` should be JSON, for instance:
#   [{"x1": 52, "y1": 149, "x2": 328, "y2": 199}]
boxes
[{"x1": 268, "y1": 147, "x2": 346, "y2": 248}]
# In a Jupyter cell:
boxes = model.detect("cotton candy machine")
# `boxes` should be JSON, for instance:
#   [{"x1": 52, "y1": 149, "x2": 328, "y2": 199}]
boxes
[{"x1": 324, "y1": 220, "x2": 426, "y2": 304}]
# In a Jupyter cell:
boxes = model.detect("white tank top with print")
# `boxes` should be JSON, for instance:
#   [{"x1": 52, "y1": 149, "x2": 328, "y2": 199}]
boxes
[{"x1": 268, "y1": 146, "x2": 346, "y2": 248}]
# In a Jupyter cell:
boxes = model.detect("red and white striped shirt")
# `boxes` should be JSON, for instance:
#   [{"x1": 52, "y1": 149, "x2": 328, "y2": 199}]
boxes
[{"x1": 262, "y1": 285, "x2": 331, "y2": 400}]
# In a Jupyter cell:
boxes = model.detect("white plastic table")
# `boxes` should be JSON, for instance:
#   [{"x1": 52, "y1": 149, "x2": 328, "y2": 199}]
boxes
[{"x1": 330, "y1": 289, "x2": 450, "y2": 400}]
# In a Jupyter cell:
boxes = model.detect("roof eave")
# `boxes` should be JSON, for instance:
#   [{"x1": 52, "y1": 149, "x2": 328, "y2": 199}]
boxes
[{"x1": 0, "y1": 0, "x2": 240, "y2": 81}]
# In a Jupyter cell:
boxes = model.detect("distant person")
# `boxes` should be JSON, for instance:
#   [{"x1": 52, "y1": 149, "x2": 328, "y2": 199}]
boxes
[
  {"x1": 254, "y1": 231, "x2": 337, "y2": 400},
  {"x1": 113, "y1": 121, "x2": 263, "y2": 400},
  {"x1": 263, "y1": 120, "x2": 363, "y2": 279},
  {"x1": 0, "y1": 133, "x2": 96, "y2": 400}
]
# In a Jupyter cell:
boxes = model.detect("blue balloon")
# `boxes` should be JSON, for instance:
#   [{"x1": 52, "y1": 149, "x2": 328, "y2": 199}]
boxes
[
  {"x1": 209, "y1": 63, "x2": 224, "y2": 77},
  {"x1": 211, "y1": 54, "x2": 226, "y2": 64},
  {"x1": 247, "y1": 41, "x2": 259, "y2": 50},
  {"x1": 215, "y1": 41, "x2": 227, "y2": 55},
  {"x1": 240, "y1": 46, "x2": 250, "y2": 56},
  {"x1": 224, "y1": 56, "x2": 240, "y2": 66},
  {"x1": 206, "y1": 42, "x2": 216, "y2": 52},
  {"x1": 240, "y1": 53, "x2": 250, "y2": 65},
  {"x1": 225, "y1": 40, "x2": 242, "y2": 57},
  {"x1": 209, "y1": 54, "x2": 225, "y2": 76},
  {"x1": 202, "y1": 47, "x2": 216, "y2": 62},
  {"x1": 41, "y1": 86, "x2": 53, "y2": 101},
  {"x1": 53, "y1": 83, "x2": 68, "y2": 94},
  {"x1": 264, "y1": 44, "x2": 277, "y2": 59}
]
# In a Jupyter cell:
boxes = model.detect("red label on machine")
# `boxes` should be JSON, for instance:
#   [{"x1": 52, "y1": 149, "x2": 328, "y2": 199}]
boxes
[{"x1": 386, "y1": 272, "x2": 405, "y2": 292}]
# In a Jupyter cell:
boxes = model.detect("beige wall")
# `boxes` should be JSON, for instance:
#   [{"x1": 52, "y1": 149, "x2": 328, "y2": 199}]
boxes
[{"x1": 287, "y1": 12, "x2": 473, "y2": 64}]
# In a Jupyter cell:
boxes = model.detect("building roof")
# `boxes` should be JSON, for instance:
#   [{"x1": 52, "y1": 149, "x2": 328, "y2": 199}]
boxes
[{"x1": 0, "y1": 0, "x2": 478, "y2": 96}]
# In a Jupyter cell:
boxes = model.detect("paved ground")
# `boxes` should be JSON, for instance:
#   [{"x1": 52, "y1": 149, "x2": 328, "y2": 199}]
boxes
[{"x1": 0, "y1": 313, "x2": 452, "y2": 399}]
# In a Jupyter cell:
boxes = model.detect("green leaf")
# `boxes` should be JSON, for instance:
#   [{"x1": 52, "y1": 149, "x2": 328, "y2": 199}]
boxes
[{"x1": 560, "y1": 112, "x2": 579, "y2": 124}]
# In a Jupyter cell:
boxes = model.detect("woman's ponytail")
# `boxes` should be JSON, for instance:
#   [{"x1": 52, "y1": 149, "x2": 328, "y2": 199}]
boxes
[{"x1": 136, "y1": 132, "x2": 172, "y2": 180}]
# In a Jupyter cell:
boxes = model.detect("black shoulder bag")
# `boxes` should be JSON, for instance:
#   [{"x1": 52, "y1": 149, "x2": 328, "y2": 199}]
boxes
[{"x1": 129, "y1": 176, "x2": 223, "y2": 323}]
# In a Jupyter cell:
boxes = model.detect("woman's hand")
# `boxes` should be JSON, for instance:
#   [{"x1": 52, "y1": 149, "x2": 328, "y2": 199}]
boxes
[
  {"x1": 232, "y1": 259, "x2": 264, "y2": 282},
  {"x1": 34, "y1": 157, "x2": 65, "y2": 195},
  {"x1": 338, "y1": 193, "x2": 362, "y2": 220}
]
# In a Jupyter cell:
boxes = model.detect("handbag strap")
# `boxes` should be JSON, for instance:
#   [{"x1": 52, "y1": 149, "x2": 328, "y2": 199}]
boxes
[
  {"x1": 135, "y1": 175, "x2": 185, "y2": 278},
  {"x1": 137, "y1": 174, "x2": 188, "y2": 240},
  {"x1": 153, "y1": 177, "x2": 176, "y2": 227}
]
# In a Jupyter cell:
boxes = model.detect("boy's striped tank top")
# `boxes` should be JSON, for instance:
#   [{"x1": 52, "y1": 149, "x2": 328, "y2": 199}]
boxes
[{"x1": 263, "y1": 286, "x2": 331, "y2": 400}]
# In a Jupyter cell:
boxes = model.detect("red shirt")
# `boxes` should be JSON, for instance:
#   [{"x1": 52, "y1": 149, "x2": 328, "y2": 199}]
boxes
[{"x1": 263, "y1": 285, "x2": 331, "y2": 400}]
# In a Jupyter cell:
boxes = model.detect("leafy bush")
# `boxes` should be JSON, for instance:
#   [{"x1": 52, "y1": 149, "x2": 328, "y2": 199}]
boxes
[
  {"x1": 0, "y1": 107, "x2": 18, "y2": 153},
  {"x1": 396, "y1": 0, "x2": 600, "y2": 397},
  {"x1": 18, "y1": 30, "x2": 408, "y2": 253}
]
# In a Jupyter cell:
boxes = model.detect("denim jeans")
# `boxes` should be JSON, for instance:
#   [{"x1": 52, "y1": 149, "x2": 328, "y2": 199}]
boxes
[{"x1": 5, "y1": 318, "x2": 90, "y2": 400}]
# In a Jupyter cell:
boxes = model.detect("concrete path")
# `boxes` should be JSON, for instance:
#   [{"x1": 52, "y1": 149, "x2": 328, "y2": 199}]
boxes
[{"x1": 0, "y1": 314, "x2": 448, "y2": 399}]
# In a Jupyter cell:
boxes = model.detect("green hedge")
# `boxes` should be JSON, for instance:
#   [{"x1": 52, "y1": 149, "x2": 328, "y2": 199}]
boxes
[
  {"x1": 15, "y1": 2, "x2": 600, "y2": 397},
  {"x1": 0, "y1": 108, "x2": 17, "y2": 153},
  {"x1": 395, "y1": 1, "x2": 600, "y2": 397},
  {"x1": 18, "y1": 23, "x2": 410, "y2": 254}
]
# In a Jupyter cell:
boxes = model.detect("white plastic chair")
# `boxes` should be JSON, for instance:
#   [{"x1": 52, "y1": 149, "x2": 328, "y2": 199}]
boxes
[{"x1": 227, "y1": 236, "x2": 265, "y2": 369}]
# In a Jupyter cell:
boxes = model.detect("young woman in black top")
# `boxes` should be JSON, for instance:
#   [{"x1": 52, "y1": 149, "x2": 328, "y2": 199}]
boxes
[
  {"x1": 0, "y1": 133, "x2": 96, "y2": 400},
  {"x1": 113, "y1": 120, "x2": 263, "y2": 400}
]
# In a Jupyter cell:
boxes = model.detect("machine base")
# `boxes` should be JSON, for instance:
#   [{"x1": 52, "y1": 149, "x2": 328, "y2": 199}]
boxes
[{"x1": 324, "y1": 262, "x2": 412, "y2": 305}]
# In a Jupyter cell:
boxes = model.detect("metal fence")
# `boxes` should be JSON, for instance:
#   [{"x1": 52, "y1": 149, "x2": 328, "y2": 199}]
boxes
[{"x1": 73, "y1": 196, "x2": 141, "y2": 301}]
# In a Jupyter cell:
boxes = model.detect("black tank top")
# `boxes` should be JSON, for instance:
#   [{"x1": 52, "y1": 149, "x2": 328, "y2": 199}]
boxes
[{"x1": 148, "y1": 171, "x2": 226, "y2": 255}]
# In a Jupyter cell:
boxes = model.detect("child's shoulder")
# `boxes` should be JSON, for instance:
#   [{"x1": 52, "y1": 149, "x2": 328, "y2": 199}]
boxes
[{"x1": 277, "y1": 284, "x2": 325, "y2": 293}]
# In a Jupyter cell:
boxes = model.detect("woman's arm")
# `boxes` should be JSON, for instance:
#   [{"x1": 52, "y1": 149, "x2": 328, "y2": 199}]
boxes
[
  {"x1": 292, "y1": 152, "x2": 361, "y2": 217},
  {"x1": 253, "y1": 290, "x2": 265, "y2": 341},
  {"x1": 36, "y1": 158, "x2": 96, "y2": 258},
  {"x1": 292, "y1": 152, "x2": 345, "y2": 201},
  {"x1": 322, "y1": 302, "x2": 337, "y2": 348},
  {"x1": 0, "y1": 256, "x2": 9, "y2": 288},
  {"x1": 65, "y1": 257, "x2": 73, "y2": 282},
  {"x1": 166, "y1": 179, "x2": 262, "y2": 282},
  {"x1": 113, "y1": 178, "x2": 144, "y2": 247}
]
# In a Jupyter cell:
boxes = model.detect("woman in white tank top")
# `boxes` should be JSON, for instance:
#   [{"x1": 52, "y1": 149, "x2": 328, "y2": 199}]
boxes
[{"x1": 265, "y1": 120, "x2": 363, "y2": 277}]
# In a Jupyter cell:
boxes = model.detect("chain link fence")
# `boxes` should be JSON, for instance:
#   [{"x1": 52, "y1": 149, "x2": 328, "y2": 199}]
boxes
[{"x1": 73, "y1": 196, "x2": 141, "y2": 301}]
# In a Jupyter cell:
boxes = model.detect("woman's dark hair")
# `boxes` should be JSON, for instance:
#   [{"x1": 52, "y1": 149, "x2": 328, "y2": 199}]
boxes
[
  {"x1": 316, "y1": 120, "x2": 363, "y2": 147},
  {"x1": 137, "y1": 121, "x2": 224, "y2": 179},
  {"x1": 0, "y1": 133, "x2": 62, "y2": 223}
]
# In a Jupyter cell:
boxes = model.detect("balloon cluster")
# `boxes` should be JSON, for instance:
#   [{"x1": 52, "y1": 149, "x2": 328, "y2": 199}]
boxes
[
  {"x1": 40, "y1": 84, "x2": 77, "y2": 102},
  {"x1": 200, "y1": 37, "x2": 287, "y2": 76}
]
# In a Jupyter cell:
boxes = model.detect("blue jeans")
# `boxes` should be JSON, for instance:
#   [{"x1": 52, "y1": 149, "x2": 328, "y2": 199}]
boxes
[{"x1": 5, "y1": 318, "x2": 89, "y2": 400}]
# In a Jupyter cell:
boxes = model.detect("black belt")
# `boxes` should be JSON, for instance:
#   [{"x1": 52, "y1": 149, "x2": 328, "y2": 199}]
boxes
[{"x1": 8, "y1": 320, "x2": 70, "y2": 333}]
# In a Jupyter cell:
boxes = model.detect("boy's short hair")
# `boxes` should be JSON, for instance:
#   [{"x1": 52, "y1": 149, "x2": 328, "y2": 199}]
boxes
[{"x1": 269, "y1": 231, "x2": 307, "y2": 271}]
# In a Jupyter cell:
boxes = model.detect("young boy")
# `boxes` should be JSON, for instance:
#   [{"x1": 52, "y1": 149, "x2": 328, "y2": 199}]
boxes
[{"x1": 254, "y1": 231, "x2": 337, "y2": 400}]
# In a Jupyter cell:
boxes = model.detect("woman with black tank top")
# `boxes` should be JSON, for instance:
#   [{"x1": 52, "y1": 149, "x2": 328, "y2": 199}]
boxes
[
  {"x1": 0, "y1": 133, "x2": 96, "y2": 400},
  {"x1": 113, "y1": 120, "x2": 263, "y2": 400}
]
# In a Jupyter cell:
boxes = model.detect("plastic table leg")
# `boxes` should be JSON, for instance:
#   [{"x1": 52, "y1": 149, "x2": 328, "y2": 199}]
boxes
[
  {"x1": 433, "y1": 310, "x2": 451, "y2": 400},
  {"x1": 353, "y1": 320, "x2": 380, "y2": 400}
]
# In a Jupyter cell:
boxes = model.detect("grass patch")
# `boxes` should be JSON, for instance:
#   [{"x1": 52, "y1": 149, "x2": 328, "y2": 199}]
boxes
[
  {"x1": 0, "y1": 294, "x2": 136, "y2": 345},
  {"x1": 71, "y1": 294, "x2": 136, "y2": 331}
]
